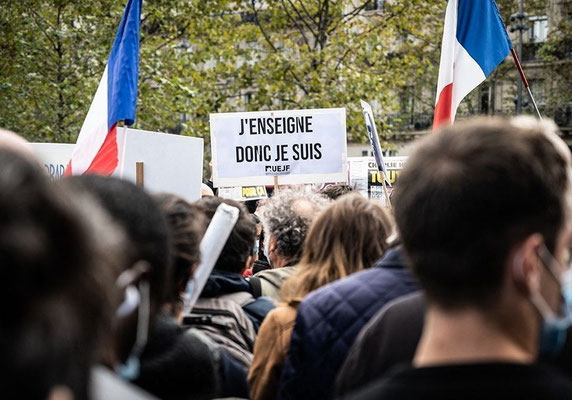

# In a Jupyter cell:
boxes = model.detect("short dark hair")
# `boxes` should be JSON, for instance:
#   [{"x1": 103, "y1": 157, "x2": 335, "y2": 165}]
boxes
[
  {"x1": 320, "y1": 183, "x2": 355, "y2": 200},
  {"x1": 0, "y1": 149, "x2": 115, "y2": 400},
  {"x1": 155, "y1": 193, "x2": 207, "y2": 304},
  {"x1": 196, "y1": 196, "x2": 256, "y2": 274},
  {"x1": 63, "y1": 176, "x2": 171, "y2": 305},
  {"x1": 394, "y1": 118, "x2": 569, "y2": 309}
]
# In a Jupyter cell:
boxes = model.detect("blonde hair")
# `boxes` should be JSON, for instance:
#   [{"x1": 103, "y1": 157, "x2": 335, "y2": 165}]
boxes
[{"x1": 281, "y1": 193, "x2": 393, "y2": 304}]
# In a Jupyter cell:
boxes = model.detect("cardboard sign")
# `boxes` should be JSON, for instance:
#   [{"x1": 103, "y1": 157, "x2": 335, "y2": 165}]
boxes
[
  {"x1": 210, "y1": 108, "x2": 348, "y2": 187},
  {"x1": 30, "y1": 143, "x2": 74, "y2": 181},
  {"x1": 119, "y1": 128, "x2": 204, "y2": 202},
  {"x1": 218, "y1": 185, "x2": 268, "y2": 202},
  {"x1": 348, "y1": 156, "x2": 407, "y2": 203},
  {"x1": 31, "y1": 129, "x2": 204, "y2": 202}
]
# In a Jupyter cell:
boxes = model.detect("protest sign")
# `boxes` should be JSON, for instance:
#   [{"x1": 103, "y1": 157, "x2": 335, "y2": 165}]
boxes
[
  {"x1": 119, "y1": 128, "x2": 203, "y2": 202},
  {"x1": 30, "y1": 143, "x2": 74, "y2": 181},
  {"x1": 210, "y1": 108, "x2": 347, "y2": 187},
  {"x1": 360, "y1": 100, "x2": 391, "y2": 206},
  {"x1": 348, "y1": 156, "x2": 407, "y2": 205},
  {"x1": 218, "y1": 185, "x2": 268, "y2": 202}
]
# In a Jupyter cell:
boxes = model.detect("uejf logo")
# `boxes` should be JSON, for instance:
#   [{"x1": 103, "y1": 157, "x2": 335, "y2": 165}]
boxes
[{"x1": 265, "y1": 165, "x2": 290, "y2": 175}]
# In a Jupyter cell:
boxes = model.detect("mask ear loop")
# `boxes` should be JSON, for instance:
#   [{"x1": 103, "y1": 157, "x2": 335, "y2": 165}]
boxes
[{"x1": 118, "y1": 280, "x2": 150, "y2": 381}]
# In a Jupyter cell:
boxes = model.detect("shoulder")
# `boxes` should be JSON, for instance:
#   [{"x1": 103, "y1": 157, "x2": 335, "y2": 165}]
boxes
[{"x1": 255, "y1": 265, "x2": 298, "y2": 281}]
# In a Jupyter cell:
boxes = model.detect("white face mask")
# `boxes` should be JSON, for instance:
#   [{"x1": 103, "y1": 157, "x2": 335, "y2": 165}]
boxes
[{"x1": 263, "y1": 238, "x2": 272, "y2": 268}]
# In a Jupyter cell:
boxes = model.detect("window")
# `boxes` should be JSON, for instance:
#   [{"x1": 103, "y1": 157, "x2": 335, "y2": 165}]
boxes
[
  {"x1": 529, "y1": 16, "x2": 548, "y2": 43},
  {"x1": 365, "y1": 0, "x2": 385, "y2": 11}
]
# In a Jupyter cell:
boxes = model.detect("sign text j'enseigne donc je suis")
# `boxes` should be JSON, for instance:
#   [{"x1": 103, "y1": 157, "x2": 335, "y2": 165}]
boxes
[
  {"x1": 236, "y1": 115, "x2": 322, "y2": 172},
  {"x1": 210, "y1": 108, "x2": 347, "y2": 187}
]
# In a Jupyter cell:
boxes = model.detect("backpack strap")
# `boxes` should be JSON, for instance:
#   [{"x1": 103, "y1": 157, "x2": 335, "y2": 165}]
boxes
[{"x1": 249, "y1": 277, "x2": 262, "y2": 298}]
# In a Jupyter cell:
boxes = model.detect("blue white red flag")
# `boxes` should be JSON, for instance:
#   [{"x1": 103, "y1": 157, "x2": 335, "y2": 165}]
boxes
[
  {"x1": 433, "y1": 0, "x2": 512, "y2": 130},
  {"x1": 66, "y1": 0, "x2": 142, "y2": 175}
]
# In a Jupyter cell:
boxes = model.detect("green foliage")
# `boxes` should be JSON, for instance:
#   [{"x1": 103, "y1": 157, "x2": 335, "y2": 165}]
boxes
[{"x1": 0, "y1": 0, "x2": 443, "y2": 147}]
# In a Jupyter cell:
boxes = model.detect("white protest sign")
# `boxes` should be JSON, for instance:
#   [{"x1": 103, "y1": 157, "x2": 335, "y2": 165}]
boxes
[
  {"x1": 348, "y1": 156, "x2": 407, "y2": 204},
  {"x1": 119, "y1": 128, "x2": 204, "y2": 202},
  {"x1": 210, "y1": 108, "x2": 347, "y2": 187},
  {"x1": 360, "y1": 100, "x2": 390, "y2": 186},
  {"x1": 218, "y1": 185, "x2": 268, "y2": 202},
  {"x1": 30, "y1": 143, "x2": 74, "y2": 180}
]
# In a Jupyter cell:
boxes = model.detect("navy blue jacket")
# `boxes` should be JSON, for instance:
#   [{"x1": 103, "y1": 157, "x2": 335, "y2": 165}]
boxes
[
  {"x1": 200, "y1": 269, "x2": 275, "y2": 331},
  {"x1": 277, "y1": 247, "x2": 418, "y2": 400}
]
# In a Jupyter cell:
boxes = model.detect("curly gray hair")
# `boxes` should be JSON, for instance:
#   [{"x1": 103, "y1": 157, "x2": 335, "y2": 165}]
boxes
[{"x1": 259, "y1": 187, "x2": 331, "y2": 263}]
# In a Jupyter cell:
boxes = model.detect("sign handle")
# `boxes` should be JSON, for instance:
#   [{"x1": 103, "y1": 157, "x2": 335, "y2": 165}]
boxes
[
  {"x1": 136, "y1": 162, "x2": 144, "y2": 189},
  {"x1": 381, "y1": 171, "x2": 392, "y2": 209},
  {"x1": 273, "y1": 176, "x2": 279, "y2": 193}
]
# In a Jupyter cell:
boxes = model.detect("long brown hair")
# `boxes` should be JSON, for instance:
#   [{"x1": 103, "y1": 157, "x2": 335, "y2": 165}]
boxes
[{"x1": 281, "y1": 193, "x2": 393, "y2": 304}]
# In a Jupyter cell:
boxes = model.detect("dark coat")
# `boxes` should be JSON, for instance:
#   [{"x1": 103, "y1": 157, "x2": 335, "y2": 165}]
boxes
[
  {"x1": 335, "y1": 291, "x2": 425, "y2": 396},
  {"x1": 134, "y1": 313, "x2": 219, "y2": 400},
  {"x1": 277, "y1": 247, "x2": 418, "y2": 400}
]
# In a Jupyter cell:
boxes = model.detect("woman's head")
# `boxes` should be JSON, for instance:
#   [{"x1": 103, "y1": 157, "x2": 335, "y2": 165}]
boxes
[{"x1": 282, "y1": 193, "x2": 394, "y2": 303}]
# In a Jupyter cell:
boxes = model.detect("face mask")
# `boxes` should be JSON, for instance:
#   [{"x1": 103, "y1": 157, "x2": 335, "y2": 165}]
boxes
[
  {"x1": 533, "y1": 245, "x2": 572, "y2": 357},
  {"x1": 117, "y1": 280, "x2": 150, "y2": 381},
  {"x1": 253, "y1": 239, "x2": 260, "y2": 256}
]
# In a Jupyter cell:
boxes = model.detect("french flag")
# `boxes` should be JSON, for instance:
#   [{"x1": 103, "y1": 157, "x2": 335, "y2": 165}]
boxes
[
  {"x1": 66, "y1": 0, "x2": 141, "y2": 175},
  {"x1": 433, "y1": 0, "x2": 512, "y2": 130}
]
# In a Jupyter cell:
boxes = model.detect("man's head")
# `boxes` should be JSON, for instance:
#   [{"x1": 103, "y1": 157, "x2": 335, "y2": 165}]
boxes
[
  {"x1": 258, "y1": 187, "x2": 331, "y2": 268},
  {"x1": 394, "y1": 117, "x2": 571, "y2": 351},
  {"x1": 320, "y1": 183, "x2": 355, "y2": 200},
  {"x1": 196, "y1": 196, "x2": 256, "y2": 274},
  {"x1": 0, "y1": 149, "x2": 117, "y2": 400}
]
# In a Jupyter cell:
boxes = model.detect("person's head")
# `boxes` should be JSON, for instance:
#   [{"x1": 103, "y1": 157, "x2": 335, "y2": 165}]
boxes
[
  {"x1": 0, "y1": 128, "x2": 34, "y2": 158},
  {"x1": 320, "y1": 183, "x2": 355, "y2": 200},
  {"x1": 63, "y1": 176, "x2": 172, "y2": 307},
  {"x1": 196, "y1": 196, "x2": 256, "y2": 274},
  {"x1": 258, "y1": 187, "x2": 331, "y2": 268},
  {"x1": 282, "y1": 193, "x2": 393, "y2": 302},
  {"x1": 155, "y1": 193, "x2": 207, "y2": 316},
  {"x1": 0, "y1": 149, "x2": 117, "y2": 400},
  {"x1": 394, "y1": 117, "x2": 571, "y2": 354},
  {"x1": 62, "y1": 176, "x2": 171, "y2": 374}
]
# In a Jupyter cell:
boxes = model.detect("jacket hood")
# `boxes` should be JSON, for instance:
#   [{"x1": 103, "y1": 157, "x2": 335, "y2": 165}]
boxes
[{"x1": 200, "y1": 269, "x2": 251, "y2": 298}]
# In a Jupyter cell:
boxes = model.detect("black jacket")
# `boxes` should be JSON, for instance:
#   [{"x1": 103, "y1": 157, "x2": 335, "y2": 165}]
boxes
[{"x1": 134, "y1": 313, "x2": 219, "y2": 400}]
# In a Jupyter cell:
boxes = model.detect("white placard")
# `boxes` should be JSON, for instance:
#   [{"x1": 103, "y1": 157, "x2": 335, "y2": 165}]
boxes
[
  {"x1": 120, "y1": 128, "x2": 204, "y2": 202},
  {"x1": 30, "y1": 143, "x2": 74, "y2": 180},
  {"x1": 210, "y1": 108, "x2": 348, "y2": 187},
  {"x1": 348, "y1": 156, "x2": 408, "y2": 203},
  {"x1": 218, "y1": 185, "x2": 268, "y2": 202}
]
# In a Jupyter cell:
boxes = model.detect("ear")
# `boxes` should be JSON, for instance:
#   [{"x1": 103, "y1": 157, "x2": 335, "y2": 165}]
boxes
[
  {"x1": 116, "y1": 261, "x2": 151, "y2": 290},
  {"x1": 243, "y1": 255, "x2": 253, "y2": 273},
  {"x1": 269, "y1": 235, "x2": 277, "y2": 254},
  {"x1": 511, "y1": 233, "x2": 543, "y2": 295}
]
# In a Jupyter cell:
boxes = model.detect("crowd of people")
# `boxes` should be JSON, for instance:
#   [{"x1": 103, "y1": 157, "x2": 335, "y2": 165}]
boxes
[{"x1": 1, "y1": 115, "x2": 571, "y2": 400}]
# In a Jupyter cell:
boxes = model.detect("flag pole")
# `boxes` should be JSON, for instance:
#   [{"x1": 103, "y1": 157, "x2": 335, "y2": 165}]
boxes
[{"x1": 509, "y1": 49, "x2": 543, "y2": 120}]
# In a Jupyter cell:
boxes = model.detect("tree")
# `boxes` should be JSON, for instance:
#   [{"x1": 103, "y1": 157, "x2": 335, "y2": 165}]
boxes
[{"x1": 0, "y1": 0, "x2": 444, "y2": 148}]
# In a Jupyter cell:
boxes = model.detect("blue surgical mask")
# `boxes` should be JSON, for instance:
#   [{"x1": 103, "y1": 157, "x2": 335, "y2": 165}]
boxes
[{"x1": 535, "y1": 245, "x2": 572, "y2": 357}]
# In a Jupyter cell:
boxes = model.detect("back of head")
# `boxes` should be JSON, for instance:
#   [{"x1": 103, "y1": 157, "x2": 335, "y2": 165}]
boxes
[
  {"x1": 320, "y1": 183, "x2": 355, "y2": 200},
  {"x1": 283, "y1": 193, "x2": 393, "y2": 301},
  {"x1": 0, "y1": 149, "x2": 114, "y2": 400},
  {"x1": 196, "y1": 196, "x2": 256, "y2": 274},
  {"x1": 63, "y1": 175, "x2": 171, "y2": 305},
  {"x1": 155, "y1": 193, "x2": 207, "y2": 306},
  {"x1": 259, "y1": 187, "x2": 331, "y2": 264},
  {"x1": 394, "y1": 117, "x2": 570, "y2": 309}
]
